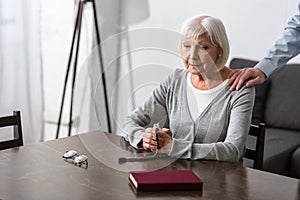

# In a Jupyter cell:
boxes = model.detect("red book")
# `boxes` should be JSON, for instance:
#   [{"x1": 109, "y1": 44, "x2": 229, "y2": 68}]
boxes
[{"x1": 129, "y1": 170, "x2": 203, "y2": 191}]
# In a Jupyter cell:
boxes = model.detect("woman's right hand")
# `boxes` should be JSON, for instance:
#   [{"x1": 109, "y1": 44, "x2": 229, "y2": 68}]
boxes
[{"x1": 142, "y1": 128, "x2": 160, "y2": 151}]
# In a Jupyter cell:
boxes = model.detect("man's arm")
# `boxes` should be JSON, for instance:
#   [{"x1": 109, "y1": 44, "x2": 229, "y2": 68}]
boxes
[
  {"x1": 257, "y1": 3, "x2": 300, "y2": 77},
  {"x1": 228, "y1": 2, "x2": 300, "y2": 90}
]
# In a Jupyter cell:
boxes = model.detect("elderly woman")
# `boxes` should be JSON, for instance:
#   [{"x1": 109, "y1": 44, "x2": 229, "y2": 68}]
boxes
[{"x1": 120, "y1": 15, "x2": 255, "y2": 163}]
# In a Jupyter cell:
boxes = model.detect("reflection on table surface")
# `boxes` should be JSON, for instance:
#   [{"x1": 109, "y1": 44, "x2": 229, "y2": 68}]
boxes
[{"x1": 0, "y1": 131, "x2": 299, "y2": 200}]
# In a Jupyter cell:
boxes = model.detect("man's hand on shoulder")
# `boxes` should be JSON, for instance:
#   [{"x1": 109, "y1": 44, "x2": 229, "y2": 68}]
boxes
[{"x1": 227, "y1": 68, "x2": 266, "y2": 91}]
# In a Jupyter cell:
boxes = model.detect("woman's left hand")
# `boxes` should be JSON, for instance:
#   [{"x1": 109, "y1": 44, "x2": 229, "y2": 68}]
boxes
[{"x1": 157, "y1": 128, "x2": 173, "y2": 154}]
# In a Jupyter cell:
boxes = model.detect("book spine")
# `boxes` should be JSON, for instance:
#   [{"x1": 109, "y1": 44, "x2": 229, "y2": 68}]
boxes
[{"x1": 137, "y1": 183, "x2": 203, "y2": 191}]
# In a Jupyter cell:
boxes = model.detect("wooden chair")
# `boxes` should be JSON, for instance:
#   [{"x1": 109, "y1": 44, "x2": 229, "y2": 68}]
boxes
[
  {"x1": 244, "y1": 123, "x2": 266, "y2": 170},
  {"x1": 0, "y1": 111, "x2": 23, "y2": 150}
]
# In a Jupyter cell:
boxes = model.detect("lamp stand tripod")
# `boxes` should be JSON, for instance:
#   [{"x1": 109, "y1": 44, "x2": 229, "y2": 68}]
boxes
[{"x1": 56, "y1": 0, "x2": 111, "y2": 139}]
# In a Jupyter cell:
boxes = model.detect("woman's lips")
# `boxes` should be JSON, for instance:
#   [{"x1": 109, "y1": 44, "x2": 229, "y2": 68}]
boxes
[{"x1": 189, "y1": 63, "x2": 201, "y2": 67}]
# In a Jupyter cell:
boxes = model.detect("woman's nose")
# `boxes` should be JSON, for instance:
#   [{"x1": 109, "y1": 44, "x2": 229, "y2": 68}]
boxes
[{"x1": 190, "y1": 47, "x2": 199, "y2": 60}]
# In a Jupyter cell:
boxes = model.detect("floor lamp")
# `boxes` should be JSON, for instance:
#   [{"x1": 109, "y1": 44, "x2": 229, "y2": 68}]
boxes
[{"x1": 56, "y1": 0, "x2": 111, "y2": 139}]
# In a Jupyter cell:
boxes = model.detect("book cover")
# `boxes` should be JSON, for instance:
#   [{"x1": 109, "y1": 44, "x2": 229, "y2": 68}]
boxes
[{"x1": 129, "y1": 170, "x2": 203, "y2": 191}]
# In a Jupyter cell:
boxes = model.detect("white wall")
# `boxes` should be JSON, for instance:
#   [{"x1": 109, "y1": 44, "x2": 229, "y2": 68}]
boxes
[{"x1": 130, "y1": 0, "x2": 300, "y2": 64}]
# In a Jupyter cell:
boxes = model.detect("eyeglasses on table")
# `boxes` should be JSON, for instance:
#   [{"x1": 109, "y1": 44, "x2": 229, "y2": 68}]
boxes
[{"x1": 62, "y1": 150, "x2": 88, "y2": 167}]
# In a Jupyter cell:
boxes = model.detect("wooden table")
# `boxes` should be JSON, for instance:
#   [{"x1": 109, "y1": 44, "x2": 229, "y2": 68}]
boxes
[{"x1": 0, "y1": 131, "x2": 299, "y2": 200}]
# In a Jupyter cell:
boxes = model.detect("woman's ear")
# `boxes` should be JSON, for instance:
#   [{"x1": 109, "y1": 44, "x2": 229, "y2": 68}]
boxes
[{"x1": 217, "y1": 48, "x2": 222, "y2": 58}]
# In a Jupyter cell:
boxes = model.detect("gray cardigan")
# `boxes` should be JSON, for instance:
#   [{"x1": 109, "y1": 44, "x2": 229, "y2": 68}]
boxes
[{"x1": 120, "y1": 68, "x2": 255, "y2": 162}]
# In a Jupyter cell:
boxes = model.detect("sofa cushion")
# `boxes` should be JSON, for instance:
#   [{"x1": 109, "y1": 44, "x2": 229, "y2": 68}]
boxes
[
  {"x1": 263, "y1": 127, "x2": 300, "y2": 175},
  {"x1": 289, "y1": 147, "x2": 300, "y2": 178},
  {"x1": 229, "y1": 58, "x2": 270, "y2": 124},
  {"x1": 264, "y1": 64, "x2": 300, "y2": 131}
]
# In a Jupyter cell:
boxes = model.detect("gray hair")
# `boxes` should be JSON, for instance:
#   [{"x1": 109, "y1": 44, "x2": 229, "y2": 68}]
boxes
[{"x1": 180, "y1": 15, "x2": 230, "y2": 68}]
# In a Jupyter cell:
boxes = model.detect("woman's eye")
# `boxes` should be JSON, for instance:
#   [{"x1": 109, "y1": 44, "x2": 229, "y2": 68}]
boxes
[
  {"x1": 198, "y1": 45, "x2": 208, "y2": 50},
  {"x1": 183, "y1": 44, "x2": 191, "y2": 49}
]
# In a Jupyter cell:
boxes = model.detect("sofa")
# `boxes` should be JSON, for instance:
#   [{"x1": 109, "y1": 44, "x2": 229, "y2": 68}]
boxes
[{"x1": 230, "y1": 58, "x2": 300, "y2": 179}]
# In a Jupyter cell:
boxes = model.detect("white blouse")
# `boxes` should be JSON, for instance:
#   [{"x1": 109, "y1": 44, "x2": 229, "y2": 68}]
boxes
[{"x1": 186, "y1": 72, "x2": 228, "y2": 121}]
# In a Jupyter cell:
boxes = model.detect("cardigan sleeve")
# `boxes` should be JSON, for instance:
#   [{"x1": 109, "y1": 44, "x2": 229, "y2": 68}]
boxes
[{"x1": 119, "y1": 71, "x2": 176, "y2": 148}]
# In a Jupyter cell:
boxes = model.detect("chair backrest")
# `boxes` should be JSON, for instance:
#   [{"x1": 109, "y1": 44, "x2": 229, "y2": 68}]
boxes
[
  {"x1": 0, "y1": 111, "x2": 23, "y2": 150},
  {"x1": 244, "y1": 123, "x2": 266, "y2": 170}
]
